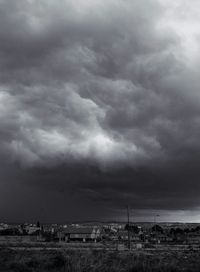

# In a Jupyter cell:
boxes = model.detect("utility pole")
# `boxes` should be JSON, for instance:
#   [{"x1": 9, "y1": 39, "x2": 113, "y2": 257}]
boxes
[
  {"x1": 126, "y1": 205, "x2": 131, "y2": 250},
  {"x1": 154, "y1": 214, "x2": 160, "y2": 241}
]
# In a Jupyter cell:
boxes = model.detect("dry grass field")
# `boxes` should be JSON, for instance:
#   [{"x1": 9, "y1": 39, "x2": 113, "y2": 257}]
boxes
[{"x1": 0, "y1": 247, "x2": 200, "y2": 272}]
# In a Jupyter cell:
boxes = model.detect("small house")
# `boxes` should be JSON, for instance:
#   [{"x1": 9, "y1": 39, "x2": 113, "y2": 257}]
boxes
[{"x1": 63, "y1": 226, "x2": 101, "y2": 242}]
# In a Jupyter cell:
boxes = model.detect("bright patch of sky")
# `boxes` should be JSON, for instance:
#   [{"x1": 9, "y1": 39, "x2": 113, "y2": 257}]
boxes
[{"x1": 158, "y1": 0, "x2": 200, "y2": 64}]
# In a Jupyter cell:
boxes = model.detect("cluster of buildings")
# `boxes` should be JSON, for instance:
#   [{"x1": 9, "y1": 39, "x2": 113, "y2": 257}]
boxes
[{"x1": 0, "y1": 222, "x2": 200, "y2": 246}]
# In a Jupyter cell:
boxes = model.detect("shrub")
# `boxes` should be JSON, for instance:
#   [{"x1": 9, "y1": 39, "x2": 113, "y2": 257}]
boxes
[
  {"x1": 9, "y1": 262, "x2": 32, "y2": 272},
  {"x1": 45, "y1": 252, "x2": 66, "y2": 270}
]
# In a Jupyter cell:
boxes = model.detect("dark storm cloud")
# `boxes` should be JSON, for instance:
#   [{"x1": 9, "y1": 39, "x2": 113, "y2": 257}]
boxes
[{"x1": 0, "y1": 0, "x2": 200, "y2": 221}]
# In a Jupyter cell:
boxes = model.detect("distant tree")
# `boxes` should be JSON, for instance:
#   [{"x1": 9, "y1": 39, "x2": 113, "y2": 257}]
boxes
[
  {"x1": 170, "y1": 228, "x2": 184, "y2": 237},
  {"x1": 0, "y1": 228, "x2": 21, "y2": 236},
  {"x1": 20, "y1": 224, "x2": 27, "y2": 235},
  {"x1": 103, "y1": 228, "x2": 112, "y2": 234},
  {"x1": 175, "y1": 228, "x2": 184, "y2": 234},
  {"x1": 170, "y1": 228, "x2": 175, "y2": 234},
  {"x1": 191, "y1": 227, "x2": 198, "y2": 232},
  {"x1": 125, "y1": 224, "x2": 139, "y2": 233},
  {"x1": 151, "y1": 225, "x2": 163, "y2": 233},
  {"x1": 184, "y1": 228, "x2": 190, "y2": 233},
  {"x1": 41, "y1": 224, "x2": 44, "y2": 234},
  {"x1": 194, "y1": 226, "x2": 200, "y2": 232}
]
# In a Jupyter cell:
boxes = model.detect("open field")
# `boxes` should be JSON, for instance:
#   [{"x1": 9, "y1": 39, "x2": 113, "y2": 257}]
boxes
[
  {"x1": 0, "y1": 241, "x2": 200, "y2": 252},
  {"x1": 0, "y1": 247, "x2": 200, "y2": 272},
  {"x1": 1, "y1": 222, "x2": 200, "y2": 271}
]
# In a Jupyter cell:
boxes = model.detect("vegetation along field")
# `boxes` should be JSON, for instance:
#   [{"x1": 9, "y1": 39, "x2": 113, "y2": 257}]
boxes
[{"x1": 0, "y1": 248, "x2": 200, "y2": 272}]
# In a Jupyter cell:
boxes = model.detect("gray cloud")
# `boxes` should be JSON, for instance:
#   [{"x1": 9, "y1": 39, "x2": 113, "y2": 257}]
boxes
[{"x1": 0, "y1": 0, "x2": 200, "y2": 221}]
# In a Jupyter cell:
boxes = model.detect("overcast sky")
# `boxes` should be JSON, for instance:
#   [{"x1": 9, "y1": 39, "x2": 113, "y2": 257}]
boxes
[{"x1": 1, "y1": 0, "x2": 200, "y2": 223}]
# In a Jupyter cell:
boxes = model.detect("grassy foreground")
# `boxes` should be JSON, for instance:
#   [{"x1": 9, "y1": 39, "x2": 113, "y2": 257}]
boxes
[{"x1": 0, "y1": 248, "x2": 200, "y2": 271}]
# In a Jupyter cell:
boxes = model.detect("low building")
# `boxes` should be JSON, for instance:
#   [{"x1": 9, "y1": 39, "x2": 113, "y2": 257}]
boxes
[
  {"x1": 0, "y1": 224, "x2": 8, "y2": 231},
  {"x1": 25, "y1": 225, "x2": 41, "y2": 235},
  {"x1": 118, "y1": 230, "x2": 128, "y2": 241},
  {"x1": 117, "y1": 230, "x2": 141, "y2": 242},
  {"x1": 63, "y1": 226, "x2": 101, "y2": 242},
  {"x1": 186, "y1": 233, "x2": 200, "y2": 244}
]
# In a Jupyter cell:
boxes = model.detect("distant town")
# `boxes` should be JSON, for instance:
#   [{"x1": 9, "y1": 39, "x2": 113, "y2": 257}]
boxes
[{"x1": 0, "y1": 221, "x2": 200, "y2": 251}]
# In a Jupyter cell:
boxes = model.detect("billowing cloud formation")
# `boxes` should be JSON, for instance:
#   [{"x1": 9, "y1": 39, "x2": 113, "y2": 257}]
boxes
[{"x1": 1, "y1": 0, "x2": 200, "y2": 221}]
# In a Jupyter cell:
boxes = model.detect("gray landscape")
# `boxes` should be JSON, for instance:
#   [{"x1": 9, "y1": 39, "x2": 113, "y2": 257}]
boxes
[
  {"x1": 0, "y1": 220, "x2": 200, "y2": 271},
  {"x1": 0, "y1": 0, "x2": 200, "y2": 271}
]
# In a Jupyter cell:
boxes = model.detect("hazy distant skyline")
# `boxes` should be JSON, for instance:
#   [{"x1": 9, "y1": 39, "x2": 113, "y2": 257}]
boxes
[{"x1": 1, "y1": 0, "x2": 200, "y2": 223}]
